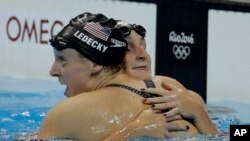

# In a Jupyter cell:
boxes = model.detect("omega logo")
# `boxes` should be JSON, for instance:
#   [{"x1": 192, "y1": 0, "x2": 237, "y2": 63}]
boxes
[{"x1": 6, "y1": 16, "x2": 64, "y2": 44}]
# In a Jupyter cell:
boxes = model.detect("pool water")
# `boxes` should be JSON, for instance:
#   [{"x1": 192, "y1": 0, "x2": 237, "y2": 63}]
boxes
[
  {"x1": 0, "y1": 91, "x2": 64, "y2": 140},
  {"x1": 0, "y1": 77, "x2": 249, "y2": 140},
  {"x1": 1, "y1": 92, "x2": 246, "y2": 141}
]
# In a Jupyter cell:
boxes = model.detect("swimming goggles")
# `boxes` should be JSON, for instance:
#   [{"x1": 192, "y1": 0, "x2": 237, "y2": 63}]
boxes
[{"x1": 119, "y1": 24, "x2": 146, "y2": 38}]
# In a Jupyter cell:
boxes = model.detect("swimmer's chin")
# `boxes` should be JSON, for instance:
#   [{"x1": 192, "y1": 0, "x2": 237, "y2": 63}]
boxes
[{"x1": 64, "y1": 87, "x2": 70, "y2": 97}]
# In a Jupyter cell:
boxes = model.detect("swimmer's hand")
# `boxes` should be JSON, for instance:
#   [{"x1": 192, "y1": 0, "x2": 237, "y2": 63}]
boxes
[
  {"x1": 142, "y1": 82, "x2": 218, "y2": 134},
  {"x1": 142, "y1": 82, "x2": 200, "y2": 121}
]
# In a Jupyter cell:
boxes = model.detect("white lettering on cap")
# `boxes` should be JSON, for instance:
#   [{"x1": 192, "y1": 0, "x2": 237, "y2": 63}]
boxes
[
  {"x1": 110, "y1": 38, "x2": 126, "y2": 47},
  {"x1": 73, "y1": 30, "x2": 108, "y2": 52}
]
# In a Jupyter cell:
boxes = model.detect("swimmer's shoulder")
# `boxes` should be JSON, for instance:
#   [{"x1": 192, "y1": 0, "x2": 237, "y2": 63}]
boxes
[
  {"x1": 153, "y1": 75, "x2": 186, "y2": 89},
  {"x1": 37, "y1": 97, "x2": 80, "y2": 139},
  {"x1": 153, "y1": 75, "x2": 177, "y2": 82}
]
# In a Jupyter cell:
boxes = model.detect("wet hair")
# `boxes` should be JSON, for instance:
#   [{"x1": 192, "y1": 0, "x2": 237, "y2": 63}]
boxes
[{"x1": 50, "y1": 12, "x2": 127, "y2": 66}]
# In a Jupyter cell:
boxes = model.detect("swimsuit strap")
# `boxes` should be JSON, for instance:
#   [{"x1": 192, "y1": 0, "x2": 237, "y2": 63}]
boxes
[
  {"x1": 106, "y1": 80, "x2": 159, "y2": 98},
  {"x1": 144, "y1": 79, "x2": 156, "y2": 88}
]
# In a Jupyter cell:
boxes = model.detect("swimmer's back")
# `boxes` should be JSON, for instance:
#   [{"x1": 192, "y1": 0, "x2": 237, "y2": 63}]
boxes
[
  {"x1": 103, "y1": 74, "x2": 199, "y2": 140},
  {"x1": 38, "y1": 74, "x2": 198, "y2": 140}
]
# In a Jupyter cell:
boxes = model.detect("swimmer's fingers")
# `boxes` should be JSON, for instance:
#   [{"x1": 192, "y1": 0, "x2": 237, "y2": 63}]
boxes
[
  {"x1": 143, "y1": 95, "x2": 177, "y2": 105},
  {"x1": 164, "y1": 122, "x2": 189, "y2": 139},
  {"x1": 166, "y1": 122, "x2": 188, "y2": 132},
  {"x1": 149, "y1": 97, "x2": 178, "y2": 112},
  {"x1": 141, "y1": 87, "x2": 171, "y2": 97},
  {"x1": 164, "y1": 107, "x2": 181, "y2": 119},
  {"x1": 152, "y1": 109, "x2": 162, "y2": 113},
  {"x1": 162, "y1": 82, "x2": 184, "y2": 93},
  {"x1": 165, "y1": 114, "x2": 182, "y2": 122}
]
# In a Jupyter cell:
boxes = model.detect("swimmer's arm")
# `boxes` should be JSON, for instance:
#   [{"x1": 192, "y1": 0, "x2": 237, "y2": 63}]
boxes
[
  {"x1": 176, "y1": 90, "x2": 217, "y2": 134},
  {"x1": 184, "y1": 90, "x2": 218, "y2": 134}
]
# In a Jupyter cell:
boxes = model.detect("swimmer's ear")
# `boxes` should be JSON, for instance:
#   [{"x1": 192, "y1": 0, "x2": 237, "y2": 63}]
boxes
[{"x1": 90, "y1": 63, "x2": 103, "y2": 74}]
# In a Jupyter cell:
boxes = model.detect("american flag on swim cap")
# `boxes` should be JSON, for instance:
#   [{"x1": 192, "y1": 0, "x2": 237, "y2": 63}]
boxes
[{"x1": 83, "y1": 22, "x2": 111, "y2": 41}]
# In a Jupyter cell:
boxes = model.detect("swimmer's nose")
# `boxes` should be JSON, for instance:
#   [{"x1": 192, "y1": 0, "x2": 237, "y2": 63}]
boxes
[
  {"x1": 49, "y1": 63, "x2": 59, "y2": 77},
  {"x1": 136, "y1": 47, "x2": 147, "y2": 60}
]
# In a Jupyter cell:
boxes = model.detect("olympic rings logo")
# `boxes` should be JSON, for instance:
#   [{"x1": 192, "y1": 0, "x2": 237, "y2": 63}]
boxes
[{"x1": 172, "y1": 45, "x2": 191, "y2": 60}]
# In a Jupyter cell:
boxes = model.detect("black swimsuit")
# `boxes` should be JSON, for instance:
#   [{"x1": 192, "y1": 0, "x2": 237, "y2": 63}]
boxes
[{"x1": 107, "y1": 80, "x2": 160, "y2": 98}]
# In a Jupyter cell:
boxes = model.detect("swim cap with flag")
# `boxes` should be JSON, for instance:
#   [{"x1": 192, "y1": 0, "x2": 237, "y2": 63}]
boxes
[{"x1": 50, "y1": 12, "x2": 127, "y2": 66}]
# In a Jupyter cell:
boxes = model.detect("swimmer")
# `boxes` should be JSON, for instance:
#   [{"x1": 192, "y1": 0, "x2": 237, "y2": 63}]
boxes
[
  {"x1": 37, "y1": 12, "x2": 199, "y2": 140},
  {"x1": 116, "y1": 21, "x2": 218, "y2": 135}
]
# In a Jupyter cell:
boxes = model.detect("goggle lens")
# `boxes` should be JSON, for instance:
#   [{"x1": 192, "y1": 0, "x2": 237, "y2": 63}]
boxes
[{"x1": 119, "y1": 24, "x2": 146, "y2": 38}]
